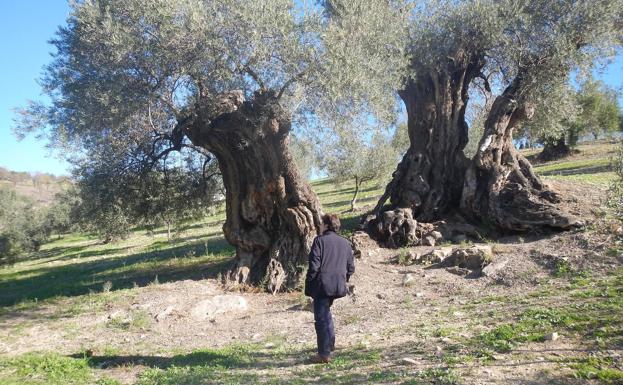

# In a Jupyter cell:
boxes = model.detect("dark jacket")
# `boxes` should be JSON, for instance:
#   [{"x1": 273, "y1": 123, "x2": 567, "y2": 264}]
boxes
[{"x1": 305, "y1": 230, "x2": 355, "y2": 298}]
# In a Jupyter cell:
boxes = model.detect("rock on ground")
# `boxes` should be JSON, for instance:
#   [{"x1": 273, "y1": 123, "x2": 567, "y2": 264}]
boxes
[{"x1": 190, "y1": 295, "x2": 248, "y2": 321}]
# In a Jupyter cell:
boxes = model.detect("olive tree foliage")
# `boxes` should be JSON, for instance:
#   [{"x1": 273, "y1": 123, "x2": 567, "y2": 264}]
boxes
[
  {"x1": 289, "y1": 134, "x2": 317, "y2": 180},
  {"x1": 70, "y1": 140, "x2": 220, "y2": 242},
  {"x1": 0, "y1": 189, "x2": 49, "y2": 263},
  {"x1": 517, "y1": 77, "x2": 621, "y2": 161},
  {"x1": 574, "y1": 78, "x2": 621, "y2": 141}
]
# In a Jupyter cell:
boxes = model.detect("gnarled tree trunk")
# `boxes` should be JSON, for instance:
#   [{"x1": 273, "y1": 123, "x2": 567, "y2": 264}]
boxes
[
  {"x1": 186, "y1": 90, "x2": 322, "y2": 292},
  {"x1": 367, "y1": 54, "x2": 485, "y2": 247},
  {"x1": 461, "y1": 76, "x2": 582, "y2": 231}
]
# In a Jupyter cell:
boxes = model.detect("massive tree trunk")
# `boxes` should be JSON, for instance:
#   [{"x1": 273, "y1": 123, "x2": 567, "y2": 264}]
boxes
[
  {"x1": 367, "y1": 54, "x2": 485, "y2": 246},
  {"x1": 461, "y1": 76, "x2": 582, "y2": 231},
  {"x1": 186, "y1": 90, "x2": 322, "y2": 292}
]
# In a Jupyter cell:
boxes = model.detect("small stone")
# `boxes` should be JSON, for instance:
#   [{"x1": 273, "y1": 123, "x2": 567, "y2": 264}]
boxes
[
  {"x1": 544, "y1": 332, "x2": 559, "y2": 341},
  {"x1": 252, "y1": 333, "x2": 261, "y2": 341},
  {"x1": 446, "y1": 266, "x2": 470, "y2": 276},
  {"x1": 422, "y1": 247, "x2": 453, "y2": 264},
  {"x1": 155, "y1": 306, "x2": 174, "y2": 322},
  {"x1": 435, "y1": 346, "x2": 443, "y2": 356},
  {"x1": 415, "y1": 292, "x2": 424, "y2": 298},
  {"x1": 481, "y1": 259, "x2": 509, "y2": 278},
  {"x1": 422, "y1": 236, "x2": 436, "y2": 247},
  {"x1": 264, "y1": 343, "x2": 275, "y2": 349},
  {"x1": 377, "y1": 293, "x2": 387, "y2": 300},
  {"x1": 402, "y1": 273, "x2": 416, "y2": 287},
  {"x1": 401, "y1": 357, "x2": 418, "y2": 365}
]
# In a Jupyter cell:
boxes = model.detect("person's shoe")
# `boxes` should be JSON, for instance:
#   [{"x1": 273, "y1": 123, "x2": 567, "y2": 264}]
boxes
[{"x1": 309, "y1": 354, "x2": 331, "y2": 364}]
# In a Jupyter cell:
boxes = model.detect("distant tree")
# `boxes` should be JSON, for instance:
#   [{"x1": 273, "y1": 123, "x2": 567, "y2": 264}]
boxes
[
  {"x1": 322, "y1": 129, "x2": 398, "y2": 212},
  {"x1": 0, "y1": 189, "x2": 50, "y2": 263},
  {"x1": 575, "y1": 79, "x2": 621, "y2": 141},
  {"x1": 43, "y1": 188, "x2": 80, "y2": 238},
  {"x1": 519, "y1": 78, "x2": 621, "y2": 161},
  {"x1": 290, "y1": 134, "x2": 317, "y2": 181},
  {"x1": 391, "y1": 122, "x2": 410, "y2": 157}
]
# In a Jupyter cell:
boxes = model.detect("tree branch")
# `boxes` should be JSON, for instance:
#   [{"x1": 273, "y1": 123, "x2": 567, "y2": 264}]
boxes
[
  {"x1": 241, "y1": 64, "x2": 266, "y2": 92},
  {"x1": 277, "y1": 71, "x2": 307, "y2": 99}
]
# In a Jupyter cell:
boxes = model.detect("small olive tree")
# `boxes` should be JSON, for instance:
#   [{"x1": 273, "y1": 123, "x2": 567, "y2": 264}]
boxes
[{"x1": 321, "y1": 129, "x2": 398, "y2": 211}]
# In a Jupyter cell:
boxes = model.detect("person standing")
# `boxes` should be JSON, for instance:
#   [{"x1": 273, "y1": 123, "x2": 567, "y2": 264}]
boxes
[{"x1": 305, "y1": 213, "x2": 355, "y2": 363}]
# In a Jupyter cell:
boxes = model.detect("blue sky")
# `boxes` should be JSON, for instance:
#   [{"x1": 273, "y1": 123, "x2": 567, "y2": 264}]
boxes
[
  {"x1": 0, "y1": 0, "x2": 70, "y2": 175},
  {"x1": 0, "y1": 1, "x2": 622, "y2": 176}
]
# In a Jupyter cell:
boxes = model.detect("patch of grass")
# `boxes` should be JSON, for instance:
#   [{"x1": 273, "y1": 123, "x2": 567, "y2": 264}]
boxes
[
  {"x1": 401, "y1": 368, "x2": 460, "y2": 385},
  {"x1": 106, "y1": 310, "x2": 151, "y2": 331},
  {"x1": 472, "y1": 269, "x2": 623, "y2": 357},
  {"x1": 571, "y1": 356, "x2": 623, "y2": 385},
  {"x1": 533, "y1": 157, "x2": 611, "y2": 174},
  {"x1": 333, "y1": 348, "x2": 381, "y2": 366},
  {"x1": 0, "y1": 352, "x2": 117, "y2": 385}
]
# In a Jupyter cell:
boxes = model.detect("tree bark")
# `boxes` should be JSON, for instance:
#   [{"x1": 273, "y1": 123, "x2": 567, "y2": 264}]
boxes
[
  {"x1": 461, "y1": 76, "x2": 582, "y2": 231},
  {"x1": 538, "y1": 137, "x2": 571, "y2": 162},
  {"x1": 367, "y1": 53, "x2": 485, "y2": 246},
  {"x1": 350, "y1": 176, "x2": 360, "y2": 212},
  {"x1": 186, "y1": 90, "x2": 322, "y2": 292}
]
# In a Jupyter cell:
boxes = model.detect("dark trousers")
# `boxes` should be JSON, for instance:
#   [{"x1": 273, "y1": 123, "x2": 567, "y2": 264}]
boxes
[{"x1": 313, "y1": 296, "x2": 335, "y2": 357}]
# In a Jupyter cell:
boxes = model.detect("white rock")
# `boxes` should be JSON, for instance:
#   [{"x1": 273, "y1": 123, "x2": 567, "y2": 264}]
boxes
[
  {"x1": 190, "y1": 295, "x2": 248, "y2": 321},
  {"x1": 402, "y1": 273, "x2": 416, "y2": 287},
  {"x1": 155, "y1": 306, "x2": 174, "y2": 322},
  {"x1": 481, "y1": 259, "x2": 509, "y2": 278},
  {"x1": 422, "y1": 236, "x2": 436, "y2": 247},
  {"x1": 401, "y1": 357, "x2": 418, "y2": 365},
  {"x1": 415, "y1": 292, "x2": 424, "y2": 298},
  {"x1": 544, "y1": 332, "x2": 559, "y2": 341}
]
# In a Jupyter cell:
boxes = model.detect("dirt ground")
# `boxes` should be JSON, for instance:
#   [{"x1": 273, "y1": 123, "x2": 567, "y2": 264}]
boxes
[{"x1": 0, "y1": 179, "x2": 621, "y2": 385}]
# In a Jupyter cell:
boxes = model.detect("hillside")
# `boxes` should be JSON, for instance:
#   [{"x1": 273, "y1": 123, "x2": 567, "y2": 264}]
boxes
[
  {"x1": 0, "y1": 167, "x2": 71, "y2": 206},
  {"x1": 0, "y1": 142, "x2": 621, "y2": 385}
]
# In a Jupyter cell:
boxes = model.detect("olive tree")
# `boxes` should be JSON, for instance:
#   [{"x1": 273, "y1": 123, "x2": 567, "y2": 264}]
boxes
[
  {"x1": 328, "y1": 0, "x2": 622, "y2": 244},
  {"x1": 321, "y1": 128, "x2": 399, "y2": 212},
  {"x1": 16, "y1": 0, "x2": 404, "y2": 290}
]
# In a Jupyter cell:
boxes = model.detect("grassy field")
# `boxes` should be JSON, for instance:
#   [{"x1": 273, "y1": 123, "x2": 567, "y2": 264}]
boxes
[
  {"x1": 527, "y1": 141, "x2": 618, "y2": 186},
  {"x1": 0, "y1": 141, "x2": 621, "y2": 385}
]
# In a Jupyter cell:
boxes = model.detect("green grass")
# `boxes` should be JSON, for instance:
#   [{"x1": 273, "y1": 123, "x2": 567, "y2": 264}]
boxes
[
  {"x1": 0, "y1": 353, "x2": 119, "y2": 385},
  {"x1": 533, "y1": 157, "x2": 615, "y2": 185},
  {"x1": 464, "y1": 268, "x2": 623, "y2": 380},
  {"x1": 572, "y1": 357, "x2": 623, "y2": 385},
  {"x1": 527, "y1": 142, "x2": 618, "y2": 185}
]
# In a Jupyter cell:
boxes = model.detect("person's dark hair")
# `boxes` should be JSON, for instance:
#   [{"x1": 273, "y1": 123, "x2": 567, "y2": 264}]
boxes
[{"x1": 322, "y1": 214, "x2": 341, "y2": 232}]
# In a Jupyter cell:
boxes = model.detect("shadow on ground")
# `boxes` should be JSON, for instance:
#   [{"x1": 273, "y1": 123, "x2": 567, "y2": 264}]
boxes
[{"x1": 0, "y1": 238, "x2": 234, "y2": 307}]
